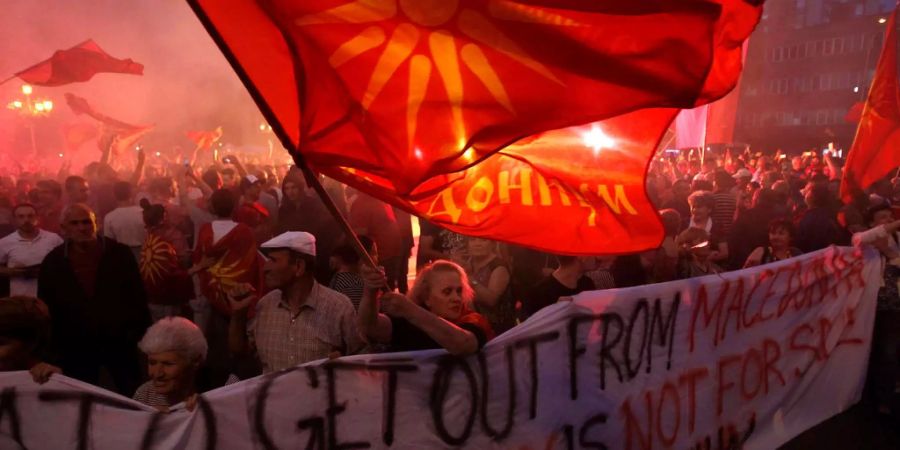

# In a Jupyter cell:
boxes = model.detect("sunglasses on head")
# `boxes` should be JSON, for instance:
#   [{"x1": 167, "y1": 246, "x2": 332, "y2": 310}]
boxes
[{"x1": 67, "y1": 219, "x2": 93, "y2": 226}]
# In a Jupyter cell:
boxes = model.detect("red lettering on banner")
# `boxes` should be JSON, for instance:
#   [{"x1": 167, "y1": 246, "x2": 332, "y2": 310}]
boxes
[
  {"x1": 762, "y1": 338, "x2": 787, "y2": 393},
  {"x1": 807, "y1": 257, "x2": 831, "y2": 305},
  {"x1": 716, "y1": 354, "x2": 742, "y2": 417},
  {"x1": 689, "y1": 284, "x2": 727, "y2": 352},
  {"x1": 788, "y1": 314, "x2": 865, "y2": 379},
  {"x1": 690, "y1": 251, "x2": 868, "y2": 355},
  {"x1": 776, "y1": 262, "x2": 804, "y2": 318},
  {"x1": 789, "y1": 323, "x2": 819, "y2": 378},
  {"x1": 718, "y1": 278, "x2": 745, "y2": 344},
  {"x1": 839, "y1": 253, "x2": 866, "y2": 296},
  {"x1": 743, "y1": 269, "x2": 775, "y2": 328},
  {"x1": 621, "y1": 391, "x2": 653, "y2": 450},
  {"x1": 678, "y1": 367, "x2": 709, "y2": 435},
  {"x1": 758, "y1": 267, "x2": 785, "y2": 323},
  {"x1": 656, "y1": 382, "x2": 681, "y2": 447},
  {"x1": 714, "y1": 338, "x2": 790, "y2": 417},
  {"x1": 739, "y1": 348, "x2": 764, "y2": 400},
  {"x1": 620, "y1": 370, "x2": 712, "y2": 450}
]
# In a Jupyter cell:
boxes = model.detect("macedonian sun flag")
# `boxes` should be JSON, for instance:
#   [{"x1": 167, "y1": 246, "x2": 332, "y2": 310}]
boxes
[
  {"x1": 841, "y1": 7, "x2": 900, "y2": 203},
  {"x1": 189, "y1": 0, "x2": 761, "y2": 254}
]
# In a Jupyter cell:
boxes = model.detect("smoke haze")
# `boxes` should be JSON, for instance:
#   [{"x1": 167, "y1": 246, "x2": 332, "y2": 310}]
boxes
[{"x1": 0, "y1": 0, "x2": 268, "y2": 169}]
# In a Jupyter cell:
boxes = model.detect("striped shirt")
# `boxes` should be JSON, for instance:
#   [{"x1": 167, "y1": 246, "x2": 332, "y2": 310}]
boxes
[
  {"x1": 329, "y1": 272, "x2": 365, "y2": 310},
  {"x1": 249, "y1": 283, "x2": 363, "y2": 373},
  {"x1": 712, "y1": 191, "x2": 738, "y2": 236}
]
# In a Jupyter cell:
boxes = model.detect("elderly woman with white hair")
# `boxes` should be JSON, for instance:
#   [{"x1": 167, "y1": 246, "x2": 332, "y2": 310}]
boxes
[{"x1": 133, "y1": 317, "x2": 209, "y2": 411}]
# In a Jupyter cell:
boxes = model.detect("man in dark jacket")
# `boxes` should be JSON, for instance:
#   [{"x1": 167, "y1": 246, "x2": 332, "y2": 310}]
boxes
[
  {"x1": 796, "y1": 184, "x2": 845, "y2": 252},
  {"x1": 38, "y1": 203, "x2": 150, "y2": 396}
]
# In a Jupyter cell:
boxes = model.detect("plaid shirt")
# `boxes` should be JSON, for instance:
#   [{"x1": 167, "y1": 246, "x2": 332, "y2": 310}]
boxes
[{"x1": 250, "y1": 282, "x2": 363, "y2": 373}]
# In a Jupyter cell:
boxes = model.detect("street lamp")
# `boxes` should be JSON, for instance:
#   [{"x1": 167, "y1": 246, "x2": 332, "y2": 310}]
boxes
[
  {"x1": 258, "y1": 121, "x2": 275, "y2": 162},
  {"x1": 6, "y1": 84, "x2": 55, "y2": 156}
]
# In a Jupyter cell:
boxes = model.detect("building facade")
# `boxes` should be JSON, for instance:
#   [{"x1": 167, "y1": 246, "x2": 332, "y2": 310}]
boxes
[{"x1": 735, "y1": 0, "x2": 895, "y2": 152}]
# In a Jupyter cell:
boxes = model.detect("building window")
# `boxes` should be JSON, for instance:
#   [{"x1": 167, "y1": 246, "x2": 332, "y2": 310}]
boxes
[
  {"x1": 822, "y1": 39, "x2": 834, "y2": 56},
  {"x1": 803, "y1": 112, "x2": 813, "y2": 125},
  {"x1": 833, "y1": 109, "x2": 845, "y2": 124},
  {"x1": 816, "y1": 110, "x2": 829, "y2": 125},
  {"x1": 806, "y1": 41, "x2": 817, "y2": 57},
  {"x1": 776, "y1": 47, "x2": 785, "y2": 62}
]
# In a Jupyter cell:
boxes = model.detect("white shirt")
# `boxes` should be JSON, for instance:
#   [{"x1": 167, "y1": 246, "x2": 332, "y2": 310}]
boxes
[
  {"x1": 0, "y1": 229, "x2": 64, "y2": 297},
  {"x1": 212, "y1": 220, "x2": 238, "y2": 244},
  {"x1": 689, "y1": 217, "x2": 713, "y2": 233},
  {"x1": 103, "y1": 205, "x2": 147, "y2": 247}
]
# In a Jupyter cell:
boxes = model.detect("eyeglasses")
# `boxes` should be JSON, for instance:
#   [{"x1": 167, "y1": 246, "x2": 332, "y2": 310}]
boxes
[{"x1": 67, "y1": 219, "x2": 93, "y2": 226}]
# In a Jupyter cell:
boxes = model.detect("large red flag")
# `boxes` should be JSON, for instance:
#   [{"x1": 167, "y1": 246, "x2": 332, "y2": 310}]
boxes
[
  {"x1": 15, "y1": 40, "x2": 143, "y2": 87},
  {"x1": 189, "y1": 0, "x2": 760, "y2": 254},
  {"x1": 841, "y1": 9, "x2": 900, "y2": 202},
  {"x1": 844, "y1": 101, "x2": 864, "y2": 124}
]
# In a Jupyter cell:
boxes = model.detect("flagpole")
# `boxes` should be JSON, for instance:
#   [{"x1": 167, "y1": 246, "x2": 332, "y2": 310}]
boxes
[{"x1": 295, "y1": 159, "x2": 379, "y2": 269}]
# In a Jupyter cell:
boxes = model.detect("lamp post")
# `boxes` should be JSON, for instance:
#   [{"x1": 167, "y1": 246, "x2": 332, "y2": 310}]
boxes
[
  {"x1": 6, "y1": 84, "x2": 54, "y2": 157},
  {"x1": 259, "y1": 121, "x2": 274, "y2": 162}
]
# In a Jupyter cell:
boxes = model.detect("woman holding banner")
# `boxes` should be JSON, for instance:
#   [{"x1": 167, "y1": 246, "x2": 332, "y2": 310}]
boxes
[
  {"x1": 742, "y1": 219, "x2": 803, "y2": 268},
  {"x1": 359, "y1": 261, "x2": 493, "y2": 355},
  {"x1": 133, "y1": 317, "x2": 237, "y2": 412}
]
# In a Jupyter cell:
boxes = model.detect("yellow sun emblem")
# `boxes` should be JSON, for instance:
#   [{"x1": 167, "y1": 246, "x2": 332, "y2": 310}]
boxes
[
  {"x1": 140, "y1": 234, "x2": 176, "y2": 285},
  {"x1": 296, "y1": 0, "x2": 579, "y2": 154}
]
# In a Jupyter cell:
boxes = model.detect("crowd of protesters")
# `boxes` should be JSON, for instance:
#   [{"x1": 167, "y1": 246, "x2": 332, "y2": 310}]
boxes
[{"x1": 0, "y1": 145, "x2": 897, "y2": 421}]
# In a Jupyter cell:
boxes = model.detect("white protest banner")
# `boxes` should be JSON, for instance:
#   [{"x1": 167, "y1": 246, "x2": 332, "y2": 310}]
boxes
[{"x1": 0, "y1": 246, "x2": 883, "y2": 449}]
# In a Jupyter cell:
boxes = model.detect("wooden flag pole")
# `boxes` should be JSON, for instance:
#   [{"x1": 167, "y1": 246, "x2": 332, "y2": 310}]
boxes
[{"x1": 293, "y1": 157, "x2": 379, "y2": 269}]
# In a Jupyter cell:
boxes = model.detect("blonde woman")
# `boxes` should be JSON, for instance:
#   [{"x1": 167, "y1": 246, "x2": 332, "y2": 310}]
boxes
[{"x1": 359, "y1": 260, "x2": 493, "y2": 355}]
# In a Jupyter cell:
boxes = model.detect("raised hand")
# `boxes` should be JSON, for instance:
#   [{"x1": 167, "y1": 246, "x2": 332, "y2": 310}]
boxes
[
  {"x1": 360, "y1": 264, "x2": 387, "y2": 292},
  {"x1": 379, "y1": 292, "x2": 412, "y2": 318},
  {"x1": 29, "y1": 362, "x2": 62, "y2": 384},
  {"x1": 225, "y1": 283, "x2": 257, "y2": 312}
]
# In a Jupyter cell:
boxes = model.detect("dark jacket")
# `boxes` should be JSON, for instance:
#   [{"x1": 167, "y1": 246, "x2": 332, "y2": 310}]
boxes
[
  {"x1": 728, "y1": 206, "x2": 781, "y2": 270},
  {"x1": 38, "y1": 237, "x2": 151, "y2": 356},
  {"x1": 796, "y1": 207, "x2": 844, "y2": 253}
]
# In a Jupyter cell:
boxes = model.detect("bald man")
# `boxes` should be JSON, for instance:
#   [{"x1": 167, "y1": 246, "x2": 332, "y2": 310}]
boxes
[{"x1": 38, "y1": 203, "x2": 150, "y2": 396}]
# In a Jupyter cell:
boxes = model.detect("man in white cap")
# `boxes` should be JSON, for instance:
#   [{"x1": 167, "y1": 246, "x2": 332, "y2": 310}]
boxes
[
  {"x1": 732, "y1": 168, "x2": 753, "y2": 192},
  {"x1": 227, "y1": 231, "x2": 362, "y2": 373}
]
